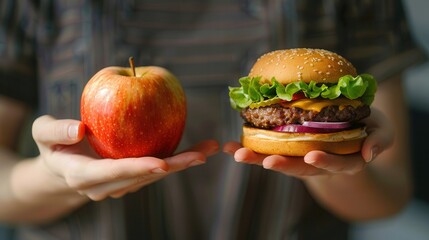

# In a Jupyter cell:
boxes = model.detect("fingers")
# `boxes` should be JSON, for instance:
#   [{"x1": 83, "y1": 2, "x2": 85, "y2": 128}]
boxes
[
  {"x1": 222, "y1": 141, "x2": 242, "y2": 155},
  {"x1": 362, "y1": 108, "x2": 394, "y2": 162},
  {"x1": 165, "y1": 151, "x2": 206, "y2": 171},
  {"x1": 234, "y1": 147, "x2": 266, "y2": 164},
  {"x1": 361, "y1": 128, "x2": 393, "y2": 163},
  {"x1": 32, "y1": 115, "x2": 85, "y2": 146},
  {"x1": 223, "y1": 141, "x2": 266, "y2": 164},
  {"x1": 78, "y1": 178, "x2": 140, "y2": 200},
  {"x1": 78, "y1": 176, "x2": 160, "y2": 201},
  {"x1": 62, "y1": 140, "x2": 221, "y2": 201},
  {"x1": 166, "y1": 139, "x2": 220, "y2": 172},
  {"x1": 61, "y1": 156, "x2": 168, "y2": 201},
  {"x1": 304, "y1": 151, "x2": 366, "y2": 175},
  {"x1": 223, "y1": 141, "x2": 367, "y2": 177},
  {"x1": 108, "y1": 181, "x2": 148, "y2": 199},
  {"x1": 63, "y1": 157, "x2": 168, "y2": 189},
  {"x1": 263, "y1": 154, "x2": 324, "y2": 177},
  {"x1": 223, "y1": 141, "x2": 321, "y2": 176},
  {"x1": 76, "y1": 152, "x2": 205, "y2": 201},
  {"x1": 225, "y1": 145, "x2": 325, "y2": 177}
]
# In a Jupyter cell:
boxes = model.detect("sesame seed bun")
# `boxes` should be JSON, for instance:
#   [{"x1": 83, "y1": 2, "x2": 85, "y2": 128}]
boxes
[{"x1": 249, "y1": 48, "x2": 357, "y2": 84}]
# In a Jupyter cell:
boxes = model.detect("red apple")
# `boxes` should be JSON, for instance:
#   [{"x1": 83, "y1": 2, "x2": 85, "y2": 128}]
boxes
[{"x1": 80, "y1": 59, "x2": 186, "y2": 159}]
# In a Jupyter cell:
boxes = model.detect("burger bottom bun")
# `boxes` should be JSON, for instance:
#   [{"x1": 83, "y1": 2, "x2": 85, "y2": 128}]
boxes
[{"x1": 241, "y1": 125, "x2": 367, "y2": 156}]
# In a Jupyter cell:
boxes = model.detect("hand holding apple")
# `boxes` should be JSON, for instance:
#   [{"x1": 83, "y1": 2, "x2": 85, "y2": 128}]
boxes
[
  {"x1": 81, "y1": 57, "x2": 186, "y2": 159},
  {"x1": 26, "y1": 115, "x2": 218, "y2": 204}
]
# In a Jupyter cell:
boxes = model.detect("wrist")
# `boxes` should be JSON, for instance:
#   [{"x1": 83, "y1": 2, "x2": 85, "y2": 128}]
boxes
[
  {"x1": 1, "y1": 156, "x2": 89, "y2": 223},
  {"x1": 11, "y1": 156, "x2": 88, "y2": 205}
]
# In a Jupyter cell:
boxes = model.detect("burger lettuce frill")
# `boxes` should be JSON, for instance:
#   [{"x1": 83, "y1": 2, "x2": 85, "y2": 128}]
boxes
[{"x1": 229, "y1": 74, "x2": 377, "y2": 111}]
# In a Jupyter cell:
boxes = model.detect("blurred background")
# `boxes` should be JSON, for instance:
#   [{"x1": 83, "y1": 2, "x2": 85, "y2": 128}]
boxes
[
  {"x1": 351, "y1": 0, "x2": 429, "y2": 239},
  {"x1": 0, "y1": 1, "x2": 428, "y2": 240}
]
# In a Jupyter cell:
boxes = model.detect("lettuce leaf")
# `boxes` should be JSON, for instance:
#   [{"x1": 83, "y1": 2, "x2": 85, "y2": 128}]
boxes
[{"x1": 228, "y1": 74, "x2": 377, "y2": 110}]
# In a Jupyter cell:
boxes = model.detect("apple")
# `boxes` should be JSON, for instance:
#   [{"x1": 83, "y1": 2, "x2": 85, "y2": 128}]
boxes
[{"x1": 80, "y1": 57, "x2": 186, "y2": 159}]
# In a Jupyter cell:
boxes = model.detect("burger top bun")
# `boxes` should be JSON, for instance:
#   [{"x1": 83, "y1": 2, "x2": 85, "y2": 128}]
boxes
[{"x1": 249, "y1": 48, "x2": 357, "y2": 85}]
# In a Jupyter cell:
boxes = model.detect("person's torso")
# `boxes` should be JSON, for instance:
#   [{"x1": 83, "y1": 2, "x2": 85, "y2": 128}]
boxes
[{"x1": 18, "y1": 1, "x2": 306, "y2": 240}]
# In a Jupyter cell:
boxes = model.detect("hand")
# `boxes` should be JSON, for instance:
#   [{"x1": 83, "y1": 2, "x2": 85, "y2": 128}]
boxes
[
  {"x1": 30, "y1": 115, "x2": 219, "y2": 201},
  {"x1": 223, "y1": 108, "x2": 393, "y2": 178}
]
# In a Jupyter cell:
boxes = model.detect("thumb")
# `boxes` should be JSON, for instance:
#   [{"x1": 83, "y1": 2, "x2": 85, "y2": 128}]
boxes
[{"x1": 32, "y1": 115, "x2": 85, "y2": 146}]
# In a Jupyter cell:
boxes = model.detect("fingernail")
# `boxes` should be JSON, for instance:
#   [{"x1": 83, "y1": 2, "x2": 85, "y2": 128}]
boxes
[
  {"x1": 68, "y1": 123, "x2": 80, "y2": 140},
  {"x1": 151, "y1": 168, "x2": 167, "y2": 174},
  {"x1": 263, "y1": 162, "x2": 273, "y2": 170},
  {"x1": 304, "y1": 158, "x2": 315, "y2": 164},
  {"x1": 367, "y1": 146, "x2": 379, "y2": 163},
  {"x1": 188, "y1": 160, "x2": 205, "y2": 167}
]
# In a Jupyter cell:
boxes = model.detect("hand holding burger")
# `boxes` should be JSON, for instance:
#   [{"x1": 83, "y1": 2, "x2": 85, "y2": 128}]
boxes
[
  {"x1": 224, "y1": 48, "x2": 394, "y2": 177},
  {"x1": 229, "y1": 48, "x2": 377, "y2": 156}
]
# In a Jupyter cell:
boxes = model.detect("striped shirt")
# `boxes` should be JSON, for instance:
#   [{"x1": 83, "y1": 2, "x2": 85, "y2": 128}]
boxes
[{"x1": 0, "y1": 0, "x2": 425, "y2": 240}]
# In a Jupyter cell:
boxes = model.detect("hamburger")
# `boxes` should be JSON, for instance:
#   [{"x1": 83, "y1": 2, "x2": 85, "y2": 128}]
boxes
[{"x1": 229, "y1": 48, "x2": 377, "y2": 156}]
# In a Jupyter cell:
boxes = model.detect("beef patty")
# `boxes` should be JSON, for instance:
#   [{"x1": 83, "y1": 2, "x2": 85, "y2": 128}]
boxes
[{"x1": 240, "y1": 104, "x2": 371, "y2": 129}]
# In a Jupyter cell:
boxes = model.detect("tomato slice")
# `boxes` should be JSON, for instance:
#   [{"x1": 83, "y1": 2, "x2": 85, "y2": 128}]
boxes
[{"x1": 291, "y1": 92, "x2": 306, "y2": 101}]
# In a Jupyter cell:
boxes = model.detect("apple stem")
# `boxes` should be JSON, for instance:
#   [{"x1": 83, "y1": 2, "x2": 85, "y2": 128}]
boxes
[{"x1": 129, "y1": 57, "x2": 136, "y2": 77}]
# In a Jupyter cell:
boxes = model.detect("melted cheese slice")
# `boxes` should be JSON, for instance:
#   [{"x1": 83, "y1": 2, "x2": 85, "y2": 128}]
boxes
[{"x1": 281, "y1": 98, "x2": 363, "y2": 112}]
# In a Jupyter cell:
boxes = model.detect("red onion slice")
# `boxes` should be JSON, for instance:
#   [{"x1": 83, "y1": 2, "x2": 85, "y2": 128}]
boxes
[
  {"x1": 302, "y1": 121, "x2": 351, "y2": 129},
  {"x1": 273, "y1": 124, "x2": 341, "y2": 133}
]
